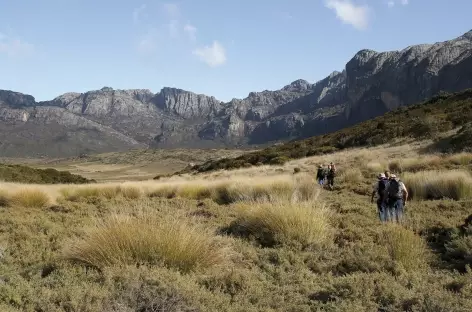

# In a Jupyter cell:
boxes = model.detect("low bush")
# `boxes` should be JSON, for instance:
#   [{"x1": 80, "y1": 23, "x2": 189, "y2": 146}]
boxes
[
  {"x1": 380, "y1": 224, "x2": 431, "y2": 272},
  {"x1": 0, "y1": 163, "x2": 94, "y2": 184},
  {"x1": 0, "y1": 190, "x2": 11, "y2": 207}
]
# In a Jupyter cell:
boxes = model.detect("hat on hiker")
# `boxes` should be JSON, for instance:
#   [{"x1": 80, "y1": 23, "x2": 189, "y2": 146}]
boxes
[
  {"x1": 390, "y1": 174, "x2": 397, "y2": 179},
  {"x1": 378, "y1": 173, "x2": 386, "y2": 179},
  {"x1": 319, "y1": 165, "x2": 323, "y2": 168}
]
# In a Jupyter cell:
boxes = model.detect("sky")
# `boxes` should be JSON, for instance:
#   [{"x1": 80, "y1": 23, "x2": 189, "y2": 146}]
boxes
[{"x1": 0, "y1": 0, "x2": 471, "y2": 102}]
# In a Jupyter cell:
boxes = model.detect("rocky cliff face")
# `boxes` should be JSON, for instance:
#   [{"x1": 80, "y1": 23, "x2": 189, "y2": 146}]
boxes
[{"x1": 1, "y1": 30, "x2": 471, "y2": 157}]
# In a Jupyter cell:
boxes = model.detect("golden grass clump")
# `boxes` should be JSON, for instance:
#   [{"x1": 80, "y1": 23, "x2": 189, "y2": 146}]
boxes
[
  {"x1": 338, "y1": 168, "x2": 363, "y2": 184},
  {"x1": 446, "y1": 152, "x2": 472, "y2": 166},
  {"x1": 120, "y1": 186, "x2": 142, "y2": 199},
  {"x1": 146, "y1": 175, "x2": 313, "y2": 205},
  {"x1": 380, "y1": 224, "x2": 431, "y2": 272},
  {"x1": 64, "y1": 215, "x2": 230, "y2": 273},
  {"x1": 10, "y1": 189, "x2": 50, "y2": 208},
  {"x1": 231, "y1": 195, "x2": 332, "y2": 247},
  {"x1": 402, "y1": 170, "x2": 472, "y2": 200}
]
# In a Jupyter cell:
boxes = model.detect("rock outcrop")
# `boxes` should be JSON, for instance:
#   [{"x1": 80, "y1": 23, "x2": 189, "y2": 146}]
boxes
[{"x1": 1, "y1": 29, "x2": 471, "y2": 157}]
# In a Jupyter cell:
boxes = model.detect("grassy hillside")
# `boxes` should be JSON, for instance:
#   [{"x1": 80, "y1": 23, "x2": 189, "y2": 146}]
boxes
[
  {"x1": 0, "y1": 144, "x2": 471, "y2": 311},
  {"x1": 185, "y1": 89, "x2": 472, "y2": 174},
  {"x1": 0, "y1": 163, "x2": 94, "y2": 184}
]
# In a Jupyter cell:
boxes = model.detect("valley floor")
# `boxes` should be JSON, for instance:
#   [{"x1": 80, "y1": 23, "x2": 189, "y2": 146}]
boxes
[{"x1": 0, "y1": 143, "x2": 471, "y2": 311}]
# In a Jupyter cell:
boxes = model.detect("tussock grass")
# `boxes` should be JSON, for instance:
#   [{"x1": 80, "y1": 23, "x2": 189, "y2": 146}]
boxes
[
  {"x1": 10, "y1": 189, "x2": 50, "y2": 208},
  {"x1": 338, "y1": 168, "x2": 364, "y2": 184},
  {"x1": 147, "y1": 174, "x2": 317, "y2": 204},
  {"x1": 61, "y1": 185, "x2": 142, "y2": 201},
  {"x1": 388, "y1": 156, "x2": 443, "y2": 173},
  {"x1": 64, "y1": 215, "x2": 230, "y2": 272},
  {"x1": 380, "y1": 224, "x2": 431, "y2": 272},
  {"x1": 447, "y1": 152, "x2": 472, "y2": 165},
  {"x1": 402, "y1": 170, "x2": 472, "y2": 200},
  {"x1": 120, "y1": 186, "x2": 142, "y2": 199},
  {"x1": 229, "y1": 195, "x2": 332, "y2": 247}
]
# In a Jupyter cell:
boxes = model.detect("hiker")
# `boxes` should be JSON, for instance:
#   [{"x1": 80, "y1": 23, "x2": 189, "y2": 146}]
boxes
[
  {"x1": 327, "y1": 162, "x2": 336, "y2": 189},
  {"x1": 316, "y1": 165, "x2": 326, "y2": 186},
  {"x1": 371, "y1": 173, "x2": 389, "y2": 222},
  {"x1": 386, "y1": 174, "x2": 408, "y2": 223}
]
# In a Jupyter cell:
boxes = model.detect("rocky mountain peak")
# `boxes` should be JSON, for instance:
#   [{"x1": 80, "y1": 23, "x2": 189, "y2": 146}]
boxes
[
  {"x1": 0, "y1": 90, "x2": 36, "y2": 108},
  {"x1": 1, "y1": 29, "x2": 472, "y2": 157},
  {"x1": 282, "y1": 79, "x2": 312, "y2": 92}
]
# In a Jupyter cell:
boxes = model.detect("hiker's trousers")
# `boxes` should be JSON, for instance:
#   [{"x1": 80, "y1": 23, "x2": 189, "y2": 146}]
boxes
[
  {"x1": 377, "y1": 199, "x2": 388, "y2": 222},
  {"x1": 387, "y1": 198, "x2": 404, "y2": 223}
]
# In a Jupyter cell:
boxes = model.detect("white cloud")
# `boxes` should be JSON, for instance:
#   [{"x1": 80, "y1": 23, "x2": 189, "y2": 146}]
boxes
[
  {"x1": 133, "y1": 4, "x2": 147, "y2": 24},
  {"x1": 162, "y1": 2, "x2": 180, "y2": 19},
  {"x1": 193, "y1": 41, "x2": 226, "y2": 67},
  {"x1": 183, "y1": 23, "x2": 197, "y2": 41},
  {"x1": 325, "y1": 0, "x2": 370, "y2": 30},
  {"x1": 167, "y1": 19, "x2": 180, "y2": 38},
  {"x1": 387, "y1": 0, "x2": 409, "y2": 8},
  {"x1": 137, "y1": 28, "x2": 159, "y2": 54},
  {"x1": 0, "y1": 33, "x2": 34, "y2": 57}
]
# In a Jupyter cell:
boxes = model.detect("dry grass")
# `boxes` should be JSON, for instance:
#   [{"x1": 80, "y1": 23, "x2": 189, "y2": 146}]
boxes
[
  {"x1": 230, "y1": 194, "x2": 332, "y2": 247},
  {"x1": 120, "y1": 186, "x2": 142, "y2": 199},
  {"x1": 338, "y1": 168, "x2": 364, "y2": 184},
  {"x1": 447, "y1": 152, "x2": 472, "y2": 165},
  {"x1": 64, "y1": 214, "x2": 231, "y2": 273},
  {"x1": 9, "y1": 189, "x2": 50, "y2": 208},
  {"x1": 380, "y1": 224, "x2": 431, "y2": 272},
  {"x1": 147, "y1": 174, "x2": 318, "y2": 204},
  {"x1": 402, "y1": 170, "x2": 472, "y2": 200}
]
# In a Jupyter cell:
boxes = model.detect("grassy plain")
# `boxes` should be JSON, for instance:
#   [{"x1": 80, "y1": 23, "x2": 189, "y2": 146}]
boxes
[
  {"x1": 0, "y1": 142, "x2": 471, "y2": 311},
  {"x1": 0, "y1": 147, "x2": 250, "y2": 183}
]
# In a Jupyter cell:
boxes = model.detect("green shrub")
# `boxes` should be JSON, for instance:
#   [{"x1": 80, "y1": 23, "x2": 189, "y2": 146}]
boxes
[{"x1": 0, "y1": 163, "x2": 94, "y2": 184}]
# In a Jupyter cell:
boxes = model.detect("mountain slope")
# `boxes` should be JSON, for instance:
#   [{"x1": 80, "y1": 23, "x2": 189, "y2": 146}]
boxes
[
  {"x1": 182, "y1": 88, "x2": 472, "y2": 173},
  {"x1": 1, "y1": 30, "x2": 472, "y2": 157}
]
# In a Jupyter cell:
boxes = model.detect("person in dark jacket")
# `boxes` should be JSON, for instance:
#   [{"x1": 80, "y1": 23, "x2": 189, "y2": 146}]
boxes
[
  {"x1": 371, "y1": 173, "x2": 389, "y2": 222},
  {"x1": 327, "y1": 163, "x2": 336, "y2": 189},
  {"x1": 316, "y1": 165, "x2": 326, "y2": 186}
]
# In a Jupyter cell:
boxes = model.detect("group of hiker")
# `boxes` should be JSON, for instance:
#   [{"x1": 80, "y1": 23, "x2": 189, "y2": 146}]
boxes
[
  {"x1": 316, "y1": 163, "x2": 337, "y2": 189},
  {"x1": 315, "y1": 163, "x2": 408, "y2": 223},
  {"x1": 371, "y1": 171, "x2": 408, "y2": 223}
]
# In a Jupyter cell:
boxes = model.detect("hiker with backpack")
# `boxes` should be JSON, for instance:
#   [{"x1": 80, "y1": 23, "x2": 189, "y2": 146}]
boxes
[
  {"x1": 371, "y1": 173, "x2": 389, "y2": 222},
  {"x1": 385, "y1": 174, "x2": 408, "y2": 223},
  {"x1": 327, "y1": 162, "x2": 336, "y2": 189},
  {"x1": 316, "y1": 165, "x2": 326, "y2": 186}
]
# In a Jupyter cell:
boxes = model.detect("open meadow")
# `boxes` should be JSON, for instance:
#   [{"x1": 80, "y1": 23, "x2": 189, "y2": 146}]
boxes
[{"x1": 0, "y1": 142, "x2": 471, "y2": 311}]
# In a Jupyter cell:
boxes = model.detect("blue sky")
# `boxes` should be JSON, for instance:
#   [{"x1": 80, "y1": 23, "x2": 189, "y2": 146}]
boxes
[{"x1": 0, "y1": 0, "x2": 471, "y2": 102}]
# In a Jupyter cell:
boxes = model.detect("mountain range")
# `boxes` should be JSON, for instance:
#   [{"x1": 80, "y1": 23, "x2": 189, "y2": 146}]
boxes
[{"x1": 1, "y1": 29, "x2": 472, "y2": 158}]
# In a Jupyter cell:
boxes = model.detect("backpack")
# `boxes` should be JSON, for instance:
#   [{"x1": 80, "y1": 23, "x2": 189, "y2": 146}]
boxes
[
  {"x1": 378, "y1": 179, "x2": 388, "y2": 199},
  {"x1": 387, "y1": 179, "x2": 402, "y2": 199},
  {"x1": 329, "y1": 166, "x2": 336, "y2": 177}
]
